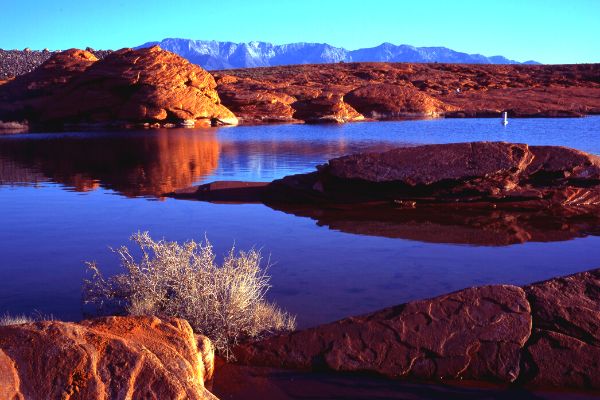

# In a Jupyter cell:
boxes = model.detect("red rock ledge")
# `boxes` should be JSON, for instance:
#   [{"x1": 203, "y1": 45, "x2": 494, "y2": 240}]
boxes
[{"x1": 234, "y1": 268, "x2": 600, "y2": 391}]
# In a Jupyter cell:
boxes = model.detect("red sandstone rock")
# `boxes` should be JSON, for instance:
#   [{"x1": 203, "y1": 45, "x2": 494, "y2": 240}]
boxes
[
  {"x1": 0, "y1": 316, "x2": 216, "y2": 400},
  {"x1": 233, "y1": 268, "x2": 600, "y2": 391},
  {"x1": 522, "y1": 269, "x2": 600, "y2": 389},
  {"x1": 214, "y1": 62, "x2": 600, "y2": 123},
  {"x1": 267, "y1": 142, "x2": 600, "y2": 207},
  {"x1": 0, "y1": 47, "x2": 237, "y2": 127},
  {"x1": 235, "y1": 285, "x2": 531, "y2": 382},
  {"x1": 327, "y1": 142, "x2": 534, "y2": 184},
  {"x1": 291, "y1": 93, "x2": 364, "y2": 123},
  {"x1": 344, "y1": 83, "x2": 456, "y2": 118}
]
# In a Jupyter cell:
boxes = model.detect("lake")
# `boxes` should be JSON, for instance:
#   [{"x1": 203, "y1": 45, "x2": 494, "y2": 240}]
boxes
[{"x1": 1, "y1": 117, "x2": 600, "y2": 328}]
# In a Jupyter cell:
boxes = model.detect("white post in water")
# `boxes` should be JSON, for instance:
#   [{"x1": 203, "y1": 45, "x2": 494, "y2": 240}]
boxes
[{"x1": 502, "y1": 111, "x2": 508, "y2": 126}]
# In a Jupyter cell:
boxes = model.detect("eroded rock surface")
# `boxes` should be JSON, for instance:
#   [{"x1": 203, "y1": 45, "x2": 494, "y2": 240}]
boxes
[
  {"x1": 522, "y1": 269, "x2": 600, "y2": 389},
  {"x1": 214, "y1": 62, "x2": 600, "y2": 123},
  {"x1": 235, "y1": 285, "x2": 531, "y2": 382},
  {"x1": 234, "y1": 268, "x2": 600, "y2": 391},
  {"x1": 0, "y1": 316, "x2": 216, "y2": 400},
  {"x1": 266, "y1": 142, "x2": 600, "y2": 208},
  {"x1": 0, "y1": 46, "x2": 237, "y2": 128}
]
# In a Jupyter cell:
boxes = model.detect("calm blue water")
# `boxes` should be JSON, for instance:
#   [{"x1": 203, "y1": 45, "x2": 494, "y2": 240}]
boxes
[{"x1": 1, "y1": 117, "x2": 600, "y2": 328}]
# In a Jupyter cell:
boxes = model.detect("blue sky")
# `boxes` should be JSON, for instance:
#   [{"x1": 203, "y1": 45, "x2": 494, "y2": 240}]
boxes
[{"x1": 3, "y1": 0, "x2": 599, "y2": 64}]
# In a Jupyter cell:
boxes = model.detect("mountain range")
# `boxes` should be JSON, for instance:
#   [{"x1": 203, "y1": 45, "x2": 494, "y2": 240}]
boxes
[{"x1": 136, "y1": 38, "x2": 540, "y2": 70}]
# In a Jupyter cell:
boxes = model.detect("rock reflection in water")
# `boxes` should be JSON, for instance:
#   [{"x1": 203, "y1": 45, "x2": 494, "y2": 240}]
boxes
[
  {"x1": 269, "y1": 203, "x2": 600, "y2": 246},
  {"x1": 0, "y1": 129, "x2": 220, "y2": 197}
]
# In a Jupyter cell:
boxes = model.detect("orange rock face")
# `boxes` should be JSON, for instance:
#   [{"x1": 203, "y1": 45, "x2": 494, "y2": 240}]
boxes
[
  {"x1": 344, "y1": 83, "x2": 456, "y2": 118},
  {"x1": 214, "y1": 62, "x2": 600, "y2": 122},
  {"x1": 0, "y1": 47, "x2": 237, "y2": 128},
  {"x1": 0, "y1": 316, "x2": 216, "y2": 400}
]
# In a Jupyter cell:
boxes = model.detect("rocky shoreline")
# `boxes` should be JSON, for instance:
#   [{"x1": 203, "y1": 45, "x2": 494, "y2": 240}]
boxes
[{"x1": 1, "y1": 268, "x2": 599, "y2": 398}]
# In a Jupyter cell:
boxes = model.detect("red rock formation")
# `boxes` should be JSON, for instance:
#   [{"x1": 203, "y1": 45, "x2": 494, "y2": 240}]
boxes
[
  {"x1": 214, "y1": 62, "x2": 600, "y2": 122},
  {"x1": 523, "y1": 269, "x2": 600, "y2": 389},
  {"x1": 0, "y1": 316, "x2": 216, "y2": 400},
  {"x1": 233, "y1": 268, "x2": 600, "y2": 390},
  {"x1": 266, "y1": 142, "x2": 600, "y2": 208},
  {"x1": 0, "y1": 47, "x2": 237, "y2": 128},
  {"x1": 344, "y1": 83, "x2": 456, "y2": 118},
  {"x1": 291, "y1": 93, "x2": 364, "y2": 124},
  {"x1": 235, "y1": 285, "x2": 531, "y2": 382}
]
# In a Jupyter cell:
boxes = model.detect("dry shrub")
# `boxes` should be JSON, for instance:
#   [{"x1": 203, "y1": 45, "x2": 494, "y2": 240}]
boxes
[
  {"x1": 84, "y1": 231, "x2": 296, "y2": 359},
  {"x1": 0, "y1": 312, "x2": 53, "y2": 326},
  {"x1": 0, "y1": 314, "x2": 34, "y2": 326}
]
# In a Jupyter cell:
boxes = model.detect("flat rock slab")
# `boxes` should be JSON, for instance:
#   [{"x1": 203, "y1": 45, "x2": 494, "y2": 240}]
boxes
[
  {"x1": 235, "y1": 285, "x2": 531, "y2": 383},
  {"x1": 0, "y1": 316, "x2": 216, "y2": 400},
  {"x1": 234, "y1": 268, "x2": 600, "y2": 391},
  {"x1": 523, "y1": 269, "x2": 600, "y2": 389}
]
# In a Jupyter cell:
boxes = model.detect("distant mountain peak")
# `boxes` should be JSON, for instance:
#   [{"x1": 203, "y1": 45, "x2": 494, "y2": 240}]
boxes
[{"x1": 136, "y1": 39, "x2": 539, "y2": 70}]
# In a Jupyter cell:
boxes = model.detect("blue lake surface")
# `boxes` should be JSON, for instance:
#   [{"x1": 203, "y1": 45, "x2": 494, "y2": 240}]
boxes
[{"x1": 1, "y1": 117, "x2": 600, "y2": 328}]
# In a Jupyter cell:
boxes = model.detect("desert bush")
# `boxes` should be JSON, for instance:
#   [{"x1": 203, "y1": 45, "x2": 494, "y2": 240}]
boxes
[
  {"x1": 0, "y1": 312, "x2": 53, "y2": 326},
  {"x1": 0, "y1": 314, "x2": 34, "y2": 326},
  {"x1": 83, "y1": 231, "x2": 296, "y2": 359}
]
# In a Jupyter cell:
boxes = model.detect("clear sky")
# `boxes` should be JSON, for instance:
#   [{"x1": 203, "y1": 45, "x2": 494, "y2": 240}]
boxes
[{"x1": 2, "y1": 0, "x2": 599, "y2": 64}]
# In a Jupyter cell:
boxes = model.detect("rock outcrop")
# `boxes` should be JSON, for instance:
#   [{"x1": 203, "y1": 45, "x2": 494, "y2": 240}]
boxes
[
  {"x1": 344, "y1": 83, "x2": 456, "y2": 118},
  {"x1": 0, "y1": 316, "x2": 216, "y2": 400},
  {"x1": 522, "y1": 269, "x2": 600, "y2": 388},
  {"x1": 170, "y1": 142, "x2": 600, "y2": 244},
  {"x1": 0, "y1": 46, "x2": 237, "y2": 128},
  {"x1": 214, "y1": 62, "x2": 600, "y2": 123},
  {"x1": 234, "y1": 268, "x2": 600, "y2": 390},
  {"x1": 173, "y1": 142, "x2": 600, "y2": 210},
  {"x1": 264, "y1": 142, "x2": 600, "y2": 208},
  {"x1": 236, "y1": 285, "x2": 531, "y2": 382}
]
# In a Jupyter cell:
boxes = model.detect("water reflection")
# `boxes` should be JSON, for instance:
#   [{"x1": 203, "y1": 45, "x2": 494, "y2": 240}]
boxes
[
  {"x1": 270, "y1": 204, "x2": 600, "y2": 246},
  {"x1": 0, "y1": 129, "x2": 220, "y2": 197}
]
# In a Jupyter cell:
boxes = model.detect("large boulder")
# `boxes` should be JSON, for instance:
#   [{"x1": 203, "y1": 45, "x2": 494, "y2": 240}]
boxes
[
  {"x1": 0, "y1": 316, "x2": 216, "y2": 400},
  {"x1": 266, "y1": 142, "x2": 600, "y2": 207},
  {"x1": 522, "y1": 269, "x2": 600, "y2": 389},
  {"x1": 234, "y1": 268, "x2": 600, "y2": 390},
  {"x1": 0, "y1": 46, "x2": 237, "y2": 128},
  {"x1": 344, "y1": 83, "x2": 456, "y2": 118},
  {"x1": 235, "y1": 285, "x2": 531, "y2": 382},
  {"x1": 291, "y1": 93, "x2": 364, "y2": 124}
]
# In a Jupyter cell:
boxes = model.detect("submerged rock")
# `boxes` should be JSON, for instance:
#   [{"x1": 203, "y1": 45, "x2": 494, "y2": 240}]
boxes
[
  {"x1": 0, "y1": 316, "x2": 216, "y2": 399},
  {"x1": 0, "y1": 46, "x2": 237, "y2": 128}
]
